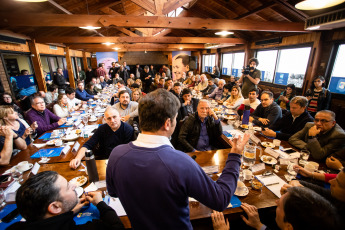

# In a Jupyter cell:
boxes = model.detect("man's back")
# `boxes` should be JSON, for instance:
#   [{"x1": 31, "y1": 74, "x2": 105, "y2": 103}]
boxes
[{"x1": 106, "y1": 142, "x2": 241, "y2": 230}]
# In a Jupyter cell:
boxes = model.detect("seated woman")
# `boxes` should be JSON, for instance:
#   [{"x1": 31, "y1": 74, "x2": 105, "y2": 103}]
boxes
[
  {"x1": 53, "y1": 94, "x2": 71, "y2": 118},
  {"x1": 150, "y1": 74, "x2": 160, "y2": 92},
  {"x1": 0, "y1": 105, "x2": 33, "y2": 151},
  {"x1": 127, "y1": 78, "x2": 135, "y2": 88},
  {"x1": 0, "y1": 93, "x2": 24, "y2": 119},
  {"x1": 85, "y1": 82, "x2": 98, "y2": 95},
  {"x1": 131, "y1": 89, "x2": 142, "y2": 103},
  {"x1": 219, "y1": 84, "x2": 232, "y2": 103},
  {"x1": 224, "y1": 85, "x2": 244, "y2": 109},
  {"x1": 211, "y1": 66, "x2": 220, "y2": 78},
  {"x1": 94, "y1": 78, "x2": 102, "y2": 93},
  {"x1": 275, "y1": 84, "x2": 296, "y2": 111},
  {"x1": 135, "y1": 79, "x2": 143, "y2": 91}
]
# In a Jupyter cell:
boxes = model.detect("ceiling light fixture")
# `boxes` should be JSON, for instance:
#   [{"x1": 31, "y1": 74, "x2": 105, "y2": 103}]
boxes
[
  {"x1": 112, "y1": 47, "x2": 120, "y2": 50},
  {"x1": 79, "y1": 26, "x2": 101, "y2": 30},
  {"x1": 215, "y1": 31, "x2": 234, "y2": 36},
  {"x1": 306, "y1": 25, "x2": 320, "y2": 30},
  {"x1": 102, "y1": 42, "x2": 115, "y2": 46},
  {"x1": 295, "y1": 0, "x2": 345, "y2": 10},
  {"x1": 179, "y1": 47, "x2": 183, "y2": 50}
]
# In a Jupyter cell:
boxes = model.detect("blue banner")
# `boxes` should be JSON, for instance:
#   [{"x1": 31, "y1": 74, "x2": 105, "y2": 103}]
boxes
[
  {"x1": 96, "y1": 52, "x2": 118, "y2": 73},
  {"x1": 222, "y1": 68, "x2": 228, "y2": 75},
  {"x1": 260, "y1": 70, "x2": 265, "y2": 81},
  {"x1": 232, "y1": 68, "x2": 239, "y2": 77},
  {"x1": 328, "y1": 76, "x2": 345, "y2": 94},
  {"x1": 274, "y1": 72, "x2": 289, "y2": 85}
]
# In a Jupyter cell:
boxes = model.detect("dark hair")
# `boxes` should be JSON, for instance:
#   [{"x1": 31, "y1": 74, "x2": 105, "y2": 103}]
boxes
[
  {"x1": 310, "y1": 76, "x2": 326, "y2": 90},
  {"x1": 77, "y1": 80, "x2": 84, "y2": 86},
  {"x1": 182, "y1": 88, "x2": 192, "y2": 96},
  {"x1": 261, "y1": 90, "x2": 273, "y2": 99},
  {"x1": 283, "y1": 84, "x2": 296, "y2": 98},
  {"x1": 223, "y1": 84, "x2": 232, "y2": 91},
  {"x1": 47, "y1": 84, "x2": 58, "y2": 92},
  {"x1": 20, "y1": 69, "x2": 28, "y2": 75},
  {"x1": 131, "y1": 83, "x2": 140, "y2": 89},
  {"x1": 118, "y1": 90, "x2": 130, "y2": 98},
  {"x1": 166, "y1": 78, "x2": 172, "y2": 82},
  {"x1": 98, "y1": 63, "x2": 104, "y2": 67},
  {"x1": 0, "y1": 93, "x2": 13, "y2": 105},
  {"x1": 175, "y1": 54, "x2": 190, "y2": 67},
  {"x1": 208, "y1": 79, "x2": 214, "y2": 83},
  {"x1": 248, "y1": 88, "x2": 258, "y2": 95},
  {"x1": 290, "y1": 96, "x2": 308, "y2": 108},
  {"x1": 174, "y1": 82, "x2": 181, "y2": 87},
  {"x1": 144, "y1": 65, "x2": 149, "y2": 70},
  {"x1": 159, "y1": 78, "x2": 165, "y2": 81},
  {"x1": 139, "y1": 89, "x2": 180, "y2": 132},
  {"x1": 16, "y1": 171, "x2": 60, "y2": 221},
  {"x1": 284, "y1": 187, "x2": 339, "y2": 230},
  {"x1": 65, "y1": 87, "x2": 76, "y2": 95},
  {"x1": 117, "y1": 80, "x2": 125, "y2": 85},
  {"x1": 249, "y1": 57, "x2": 259, "y2": 66},
  {"x1": 86, "y1": 82, "x2": 94, "y2": 89}
]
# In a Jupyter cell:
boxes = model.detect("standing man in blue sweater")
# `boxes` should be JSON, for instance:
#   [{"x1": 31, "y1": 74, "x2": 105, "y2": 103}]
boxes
[{"x1": 106, "y1": 89, "x2": 250, "y2": 230}]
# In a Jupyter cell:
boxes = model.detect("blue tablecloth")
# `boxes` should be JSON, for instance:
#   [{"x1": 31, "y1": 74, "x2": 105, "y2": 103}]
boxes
[
  {"x1": 228, "y1": 195, "x2": 242, "y2": 209},
  {"x1": 0, "y1": 204, "x2": 22, "y2": 229},
  {"x1": 31, "y1": 147, "x2": 64, "y2": 158}
]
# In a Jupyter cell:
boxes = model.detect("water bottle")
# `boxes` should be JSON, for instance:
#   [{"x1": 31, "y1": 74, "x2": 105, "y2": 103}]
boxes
[{"x1": 85, "y1": 150, "x2": 99, "y2": 182}]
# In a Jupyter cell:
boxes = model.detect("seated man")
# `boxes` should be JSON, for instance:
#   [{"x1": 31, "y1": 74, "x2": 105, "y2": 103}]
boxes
[
  {"x1": 178, "y1": 99, "x2": 222, "y2": 152},
  {"x1": 250, "y1": 91, "x2": 282, "y2": 128},
  {"x1": 8, "y1": 171, "x2": 124, "y2": 230},
  {"x1": 65, "y1": 87, "x2": 85, "y2": 111},
  {"x1": 172, "y1": 82, "x2": 182, "y2": 99},
  {"x1": 70, "y1": 107, "x2": 133, "y2": 168},
  {"x1": 117, "y1": 80, "x2": 132, "y2": 96},
  {"x1": 201, "y1": 79, "x2": 217, "y2": 96},
  {"x1": 237, "y1": 88, "x2": 260, "y2": 116},
  {"x1": 45, "y1": 84, "x2": 58, "y2": 104},
  {"x1": 26, "y1": 95, "x2": 66, "y2": 137},
  {"x1": 195, "y1": 74, "x2": 208, "y2": 91},
  {"x1": 289, "y1": 110, "x2": 345, "y2": 161},
  {"x1": 75, "y1": 81, "x2": 96, "y2": 101},
  {"x1": 206, "y1": 79, "x2": 225, "y2": 101},
  {"x1": 0, "y1": 126, "x2": 27, "y2": 165},
  {"x1": 105, "y1": 74, "x2": 113, "y2": 85},
  {"x1": 179, "y1": 88, "x2": 199, "y2": 121},
  {"x1": 241, "y1": 187, "x2": 339, "y2": 230},
  {"x1": 112, "y1": 90, "x2": 138, "y2": 123},
  {"x1": 99, "y1": 76, "x2": 107, "y2": 88},
  {"x1": 262, "y1": 96, "x2": 314, "y2": 141}
]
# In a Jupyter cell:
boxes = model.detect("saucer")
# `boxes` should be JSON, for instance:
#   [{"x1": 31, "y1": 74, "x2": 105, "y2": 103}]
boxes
[
  {"x1": 17, "y1": 163, "x2": 33, "y2": 172},
  {"x1": 234, "y1": 186, "x2": 249, "y2": 196}
]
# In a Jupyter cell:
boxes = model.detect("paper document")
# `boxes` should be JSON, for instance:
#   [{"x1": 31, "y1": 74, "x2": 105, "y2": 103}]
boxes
[
  {"x1": 256, "y1": 173, "x2": 287, "y2": 198},
  {"x1": 108, "y1": 198, "x2": 127, "y2": 216}
]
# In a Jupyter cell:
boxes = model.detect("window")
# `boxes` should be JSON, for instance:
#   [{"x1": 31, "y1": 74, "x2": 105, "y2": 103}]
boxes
[
  {"x1": 328, "y1": 44, "x2": 345, "y2": 94},
  {"x1": 256, "y1": 50, "x2": 278, "y2": 83},
  {"x1": 221, "y1": 53, "x2": 233, "y2": 75},
  {"x1": 202, "y1": 54, "x2": 215, "y2": 73},
  {"x1": 40, "y1": 55, "x2": 69, "y2": 81},
  {"x1": 232, "y1": 52, "x2": 245, "y2": 77},
  {"x1": 275, "y1": 47, "x2": 311, "y2": 88}
]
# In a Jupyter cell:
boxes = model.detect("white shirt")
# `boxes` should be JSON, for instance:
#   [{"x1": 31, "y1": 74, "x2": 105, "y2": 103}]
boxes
[
  {"x1": 132, "y1": 133, "x2": 174, "y2": 148},
  {"x1": 67, "y1": 97, "x2": 81, "y2": 109},
  {"x1": 243, "y1": 98, "x2": 261, "y2": 110}
]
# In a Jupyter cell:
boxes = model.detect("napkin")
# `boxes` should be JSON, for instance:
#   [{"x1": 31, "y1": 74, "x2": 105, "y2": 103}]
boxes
[{"x1": 33, "y1": 143, "x2": 47, "y2": 149}]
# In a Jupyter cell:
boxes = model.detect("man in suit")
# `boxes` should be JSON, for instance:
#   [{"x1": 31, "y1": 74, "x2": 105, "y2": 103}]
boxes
[{"x1": 53, "y1": 68, "x2": 69, "y2": 91}]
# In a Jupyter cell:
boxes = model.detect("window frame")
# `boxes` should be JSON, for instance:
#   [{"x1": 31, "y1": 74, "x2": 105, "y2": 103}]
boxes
[{"x1": 202, "y1": 54, "x2": 216, "y2": 73}]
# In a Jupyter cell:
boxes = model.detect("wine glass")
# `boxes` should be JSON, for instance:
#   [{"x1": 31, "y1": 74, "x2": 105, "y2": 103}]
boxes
[
  {"x1": 11, "y1": 167, "x2": 23, "y2": 183},
  {"x1": 83, "y1": 115, "x2": 89, "y2": 125},
  {"x1": 299, "y1": 149, "x2": 310, "y2": 165},
  {"x1": 0, "y1": 189, "x2": 6, "y2": 208}
]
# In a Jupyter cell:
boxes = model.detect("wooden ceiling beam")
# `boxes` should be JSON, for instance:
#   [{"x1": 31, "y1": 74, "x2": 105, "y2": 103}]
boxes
[
  {"x1": 154, "y1": 0, "x2": 165, "y2": 15},
  {"x1": 269, "y1": 7, "x2": 292, "y2": 22},
  {"x1": 234, "y1": 1, "x2": 277, "y2": 20},
  {"x1": 162, "y1": 0, "x2": 194, "y2": 15},
  {"x1": 35, "y1": 36, "x2": 245, "y2": 44},
  {"x1": 68, "y1": 43, "x2": 206, "y2": 49},
  {"x1": 131, "y1": 0, "x2": 157, "y2": 14},
  {"x1": 82, "y1": 48, "x2": 199, "y2": 52},
  {"x1": 274, "y1": 0, "x2": 308, "y2": 21}
]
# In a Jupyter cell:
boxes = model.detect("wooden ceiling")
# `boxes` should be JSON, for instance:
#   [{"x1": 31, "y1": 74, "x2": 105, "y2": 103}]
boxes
[{"x1": 0, "y1": 0, "x2": 344, "y2": 52}]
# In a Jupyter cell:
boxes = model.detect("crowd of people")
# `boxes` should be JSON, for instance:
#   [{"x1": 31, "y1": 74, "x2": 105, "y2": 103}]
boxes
[{"x1": 1, "y1": 59, "x2": 344, "y2": 230}]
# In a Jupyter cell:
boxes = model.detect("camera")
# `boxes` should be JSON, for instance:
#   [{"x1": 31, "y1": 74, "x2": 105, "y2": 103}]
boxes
[{"x1": 243, "y1": 65, "x2": 250, "y2": 75}]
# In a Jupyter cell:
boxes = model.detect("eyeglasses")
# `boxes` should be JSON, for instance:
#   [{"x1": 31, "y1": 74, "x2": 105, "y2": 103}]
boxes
[
  {"x1": 314, "y1": 119, "x2": 333, "y2": 124},
  {"x1": 35, "y1": 102, "x2": 45, "y2": 105}
]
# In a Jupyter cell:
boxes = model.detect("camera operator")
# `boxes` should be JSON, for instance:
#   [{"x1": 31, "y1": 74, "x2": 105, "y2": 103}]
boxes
[{"x1": 239, "y1": 57, "x2": 261, "y2": 99}]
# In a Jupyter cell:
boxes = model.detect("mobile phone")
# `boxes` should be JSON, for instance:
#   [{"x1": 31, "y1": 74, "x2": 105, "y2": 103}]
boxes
[
  {"x1": 282, "y1": 148, "x2": 296, "y2": 154},
  {"x1": 1, "y1": 208, "x2": 19, "y2": 223},
  {"x1": 0, "y1": 175, "x2": 10, "y2": 183}
]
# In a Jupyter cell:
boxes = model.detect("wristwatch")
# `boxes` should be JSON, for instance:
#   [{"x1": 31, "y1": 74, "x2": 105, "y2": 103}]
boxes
[{"x1": 308, "y1": 135, "x2": 317, "y2": 139}]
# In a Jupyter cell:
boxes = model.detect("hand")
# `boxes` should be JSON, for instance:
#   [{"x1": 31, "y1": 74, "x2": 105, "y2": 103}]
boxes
[
  {"x1": 24, "y1": 127, "x2": 33, "y2": 137},
  {"x1": 69, "y1": 158, "x2": 81, "y2": 169},
  {"x1": 308, "y1": 125, "x2": 320, "y2": 136},
  {"x1": 326, "y1": 156, "x2": 343, "y2": 170},
  {"x1": 258, "y1": 118, "x2": 269, "y2": 125},
  {"x1": 290, "y1": 180, "x2": 303, "y2": 187},
  {"x1": 121, "y1": 115, "x2": 130, "y2": 122},
  {"x1": 228, "y1": 133, "x2": 250, "y2": 155},
  {"x1": 261, "y1": 128, "x2": 276, "y2": 138},
  {"x1": 72, "y1": 196, "x2": 87, "y2": 214},
  {"x1": 211, "y1": 211, "x2": 230, "y2": 230},
  {"x1": 206, "y1": 95, "x2": 209, "y2": 98},
  {"x1": 240, "y1": 203, "x2": 263, "y2": 230},
  {"x1": 85, "y1": 191, "x2": 103, "y2": 206},
  {"x1": 280, "y1": 184, "x2": 292, "y2": 195},
  {"x1": 31, "y1": 121, "x2": 38, "y2": 130},
  {"x1": 0, "y1": 126, "x2": 14, "y2": 137},
  {"x1": 208, "y1": 109, "x2": 216, "y2": 118},
  {"x1": 58, "y1": 118, "x2": 67, "y2": 126},
  {"x1": 184, "y1": 101, "x2": 190, "y2": 106},
  {"x1": 249, "y1": 116, "x2": 254, "y2": 122},
  {"x1": 293, "y1": 165, "x2": 311, "y2": 177},
  {"x1": 306, "y1": 96, "x2": 312, "y2": 101}
]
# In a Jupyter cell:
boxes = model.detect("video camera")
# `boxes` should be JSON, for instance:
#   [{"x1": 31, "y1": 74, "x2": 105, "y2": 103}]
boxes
[{"x1": 243, "y1": 65, "x2": 255, "y2": 75}]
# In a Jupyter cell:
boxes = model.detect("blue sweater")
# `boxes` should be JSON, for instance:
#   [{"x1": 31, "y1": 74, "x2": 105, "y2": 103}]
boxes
[
  {"x1": 106, "y1": 143, "x2": 241, "y2": 230},
  {"x1": 76, "y1": 89, "x2": 94, "y2": 101}
]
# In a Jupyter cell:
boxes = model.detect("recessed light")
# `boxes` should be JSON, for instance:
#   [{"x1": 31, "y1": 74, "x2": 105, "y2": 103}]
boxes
[
  {"x1": 79, "y1": 26, "x2": 101, "y2": 30},
  {"x1": 296, "y1": 0, "x2": 345, "y2": 10},
  {"x1": 112, "y1": 47, "x2": 120, "y2": 50},
  {"x1": 215, "y1": 31, "x2": 234, "y2": 36},
  {"x1": 306, "y1": 25, "x2": 320, "y2": 30},
  {"x1": 179, "y1": 47, "x2": 183, "y2": 50},
  {"x1": 102, "y1": 42, "x2": 115, "y2": 46}
]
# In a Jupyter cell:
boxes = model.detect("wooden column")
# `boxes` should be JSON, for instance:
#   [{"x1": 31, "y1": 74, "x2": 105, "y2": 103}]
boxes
[
  {"x1": 65, "y1": 47, "x2": 75, "y2": 88},
  {"x1": 198, "y1": 51, "x2": 202, "y2": 74},
  {"x1": 244, "y1": 42, "x2": 251, "y2": 66},
  {"x1": 303, "y1": 32, "x2": 322, "y2": 95},
  {"x1": 82, "y1": 51, "x2": 88, "y2": 72},
  {"x1": 28, "y1": 40, "x2": 47, "y2": 92}
]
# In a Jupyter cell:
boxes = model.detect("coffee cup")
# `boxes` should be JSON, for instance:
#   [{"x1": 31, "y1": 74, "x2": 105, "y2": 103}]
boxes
[
  {"x1": 243, "y1": 169, "x2": 254, "y2": 180},
  {"x1": 55, "y1": 139, "x2": 63, "y2": 147},
  {"x1": 17, "y1": 161, "x2": 31, "y2": 171},
  {"x1": 235, "y1": 181, "x2": 246, "y2": 194},
  {"x1": 273, "y1": 139, "x2": 281, "y2": 148}
]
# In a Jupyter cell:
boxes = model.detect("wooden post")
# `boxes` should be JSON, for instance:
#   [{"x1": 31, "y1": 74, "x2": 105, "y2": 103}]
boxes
[
  {"x1": 244, "y1": 42, "x2": 251, "y2": 66},
  {"x1": 82, "y1": 51, "x2": 88, "y2": 72},
  {"x1": 198, "y1": 51, "x2": 202, "y2": 74},
  {"x1": 65, "y1": 47, "x2": 75, "y2": 88},
  {"x1": 28, "y1": 40, "x2": 47, "y2": 92}
]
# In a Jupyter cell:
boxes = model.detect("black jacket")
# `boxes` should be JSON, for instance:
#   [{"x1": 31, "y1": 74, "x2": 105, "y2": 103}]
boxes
[
  {"x1": 7, "y1": 201, "x2": 124, "y2": 230},
  {"x1": 251, "y1": 102, "x2": 282, "y2": 128},
  {"x1": 178, "y1": 112, "x2": 222, "y2": 152},
  {"x1": 53, "y1": 73, "x2": 68, "y2": 90},
  {"x1": 270, "y1": 111, "x2": 314, "y2": 141},
  {"x1": 201, "y1": 84, "x2": 217, "y2": 96},
  {"x1": 179, "y1": 98, "x2": 199, "y2": 121}
]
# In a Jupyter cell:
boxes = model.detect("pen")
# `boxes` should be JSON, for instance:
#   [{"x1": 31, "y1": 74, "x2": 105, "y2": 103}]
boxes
[{"x1": 265, "y1": 182, "x2": 280, "y2": 186}]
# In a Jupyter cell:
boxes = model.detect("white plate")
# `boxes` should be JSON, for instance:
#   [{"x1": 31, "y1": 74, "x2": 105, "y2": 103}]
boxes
[
  {"x1": 261, "y1": 155, "x2": 278, "y2": 165},
  {"x1": 62, "y1": 135, "x2": 79, "y2": 141},
  {"x1": 47, "y1": 139, "x2": 58, "y2": 145},
  {"x1": 75, "y1": 187, "x2": 84, "y2": 197},
  {"x1": 89, "y1": 118, "x2": 97, "y2": 122},
  {"x1": 17, "y1": 163, "x2": 33, "y2": 172},
  {"x1": 69, "y1": 176, "x2": 88, "y2": 187},
  {"x1": 224, "y1": 115, "x2": 236, "y2": 120},
  {"x1": 234, "y1": 186, "x2": 249, "y2": 196},
  {"x1": 253, "y1": 127, "x2": 262, "y2": 131},
  {"x1": 261, "y1": 142, "x2": 275, "y2": 148}
]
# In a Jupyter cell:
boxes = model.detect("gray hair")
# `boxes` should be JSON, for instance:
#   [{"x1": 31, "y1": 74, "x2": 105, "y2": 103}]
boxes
[
  {"x1": 105, "y1": 106, "x2": 120, "y2": 117},
  {"x1": 316, "y1": 110, "x2": 336, "y2": 120},
  {"x1": 218, "y1": 79, "x2": 226, "y2": 84},
  {"x1": 197, "y1": 99, "x2": 210, "y2": 108},
  {"x1": 290, "y1": 96, "x2": 308, "y2": 108}
]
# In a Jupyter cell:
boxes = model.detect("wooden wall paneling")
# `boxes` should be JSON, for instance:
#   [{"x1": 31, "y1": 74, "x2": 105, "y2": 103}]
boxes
[
  {"x1": 0, "y1": 42, "x2": 30, "y2": 52},
  {"x1": 28, "y1": 40, "x2": 47, "y2": 92},
  {"x1": 69, "y1": 49, "x2": 83, "y2": 57},
  {"x1": 82, "y1": 51, "x2": 88, "y2": 72},
  {"x1": 91, "y1": 57, "x2": 98, "y2": 69},
  {"x1": 36, "y1": 43, "x2": 64, "y2": 55},
  {"x1": 0, "y1": 58, "x2": 12, "y2": 94},
  {"x1": 64, "y1": 47, "x2": 75, "y2": 88}
]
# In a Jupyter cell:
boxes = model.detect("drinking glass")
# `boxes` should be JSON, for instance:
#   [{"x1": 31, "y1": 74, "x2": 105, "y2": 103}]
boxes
[
  {"x1": 0, "y1": 189, "x2": 6, "y2": 208},
  {"x1": 242, "y1": 143, "x2": 256, "y2": 170},
  {"x1": 83, "y1": 115, "x2": 89, "y2": 125},
  {"x1": 286, "y1": 161, "x2": 297, "y2": 181},
  {"x1": 11, "y1": 167, "x2": 23, "y2": 183},
  {"x1": 39, "y1": 149, "x2": 49, "y2": 162},
  {"x1": 299, "y1": 149, "x2": 310, "y2": 165}
]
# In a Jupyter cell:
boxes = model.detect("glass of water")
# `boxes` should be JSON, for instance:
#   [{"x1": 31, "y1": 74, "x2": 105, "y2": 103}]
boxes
[
  {"x1": 11, "y1": 167, "x2": 23, "y2": 183},
  {"x1": 0, "y1": 189, "x2": 6, "y2": 208},
  {"x1": 299, "y1": 149, "x2": 310, "y2": 165},
  {"x1": 243, "y1": 143, "x2": 256, "y2": 170}
]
